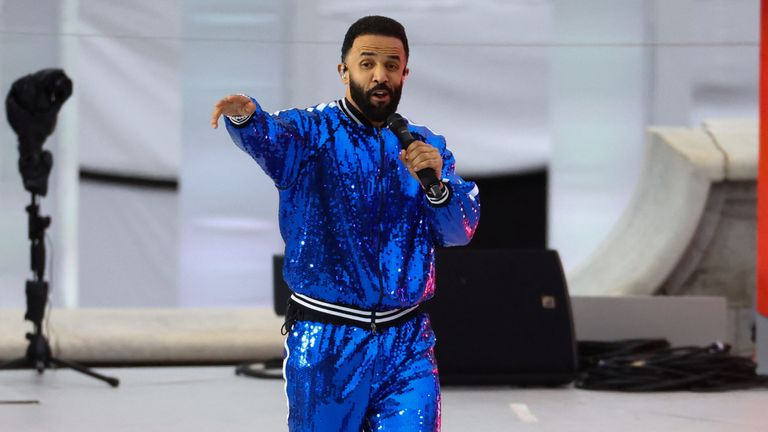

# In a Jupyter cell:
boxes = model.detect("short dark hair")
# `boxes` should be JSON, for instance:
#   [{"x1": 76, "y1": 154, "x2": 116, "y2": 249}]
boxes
[{"x1": 340, "y1": 16, "x2": 409, "y2": 63}]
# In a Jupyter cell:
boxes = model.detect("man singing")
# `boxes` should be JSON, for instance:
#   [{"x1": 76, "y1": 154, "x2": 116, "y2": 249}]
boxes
[{"x1": 211, "y1": 15, "x2": 480, "y2": 431}]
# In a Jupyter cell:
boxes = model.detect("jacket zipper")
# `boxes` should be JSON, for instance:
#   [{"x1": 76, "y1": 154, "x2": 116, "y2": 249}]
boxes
[{"x1": 372, "y1": 127, "x2": 386, "y2": 333}]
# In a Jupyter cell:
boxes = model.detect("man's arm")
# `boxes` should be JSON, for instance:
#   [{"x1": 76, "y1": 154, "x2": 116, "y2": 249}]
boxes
[
  {"x1": 399, "y1": 135, "x2": 480, "y2": 246},
  {"x1": 211, "y1": 94, "x2": 311, "y2": 188}
]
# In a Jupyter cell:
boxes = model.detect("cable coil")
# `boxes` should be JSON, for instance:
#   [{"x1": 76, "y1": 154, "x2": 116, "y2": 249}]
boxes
[{"x1": 576, "y1": 339, "x2": 768, "y2": 392}]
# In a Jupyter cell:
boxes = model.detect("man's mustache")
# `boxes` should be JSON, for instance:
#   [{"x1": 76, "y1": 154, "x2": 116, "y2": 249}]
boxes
[{"x1": 366, "y1": 84, "x2": 393, "y2": 97}]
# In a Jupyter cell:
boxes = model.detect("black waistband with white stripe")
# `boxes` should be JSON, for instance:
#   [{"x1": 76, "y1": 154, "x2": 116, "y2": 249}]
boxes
[{"x1": 285, "y1": 293, "x2": 422, "y2": 332}]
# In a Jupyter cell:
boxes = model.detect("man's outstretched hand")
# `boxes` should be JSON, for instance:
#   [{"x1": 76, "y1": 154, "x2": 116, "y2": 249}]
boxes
[{"x1": 210, "y1": 94, "x2": 256, "y2": 129}]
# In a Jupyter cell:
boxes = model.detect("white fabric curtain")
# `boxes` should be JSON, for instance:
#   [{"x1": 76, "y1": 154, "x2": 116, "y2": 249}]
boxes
[{"x1": 0, "y1": 0, "x2": 759, "y2": 308}]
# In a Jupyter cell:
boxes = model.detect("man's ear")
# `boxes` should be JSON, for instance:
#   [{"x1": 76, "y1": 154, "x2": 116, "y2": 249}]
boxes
[
  {"x1": 402, "y1": 67, "x2": 410, "y2": 82},
  {"x1": 338, "y1": 64, "x2": 348, "y2": 83}
]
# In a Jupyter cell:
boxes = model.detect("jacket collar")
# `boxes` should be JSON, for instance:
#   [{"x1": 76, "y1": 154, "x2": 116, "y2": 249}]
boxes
[{"x1": 339, "y1": 97, "x2": 376, "y2": 128}]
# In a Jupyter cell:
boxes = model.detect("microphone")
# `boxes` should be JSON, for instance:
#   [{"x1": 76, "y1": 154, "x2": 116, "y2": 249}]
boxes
[{"x1": 386, "y1": 113, "x2": 443, "y2": 198}]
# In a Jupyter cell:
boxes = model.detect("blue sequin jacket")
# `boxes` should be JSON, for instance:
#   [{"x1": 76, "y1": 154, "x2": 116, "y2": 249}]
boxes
[{"x1": 226, "y1": 97, "x2": 480, "y2": 310}]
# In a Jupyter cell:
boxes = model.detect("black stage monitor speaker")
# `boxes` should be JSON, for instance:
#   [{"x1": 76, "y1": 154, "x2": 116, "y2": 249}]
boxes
[
  {"x1": 272, "y1": 249, "x2": 576, "y2": 386},
  {"x1": 273, "y1": 255, "x2": 290, "y2": 316},
  {"x1": 427, "y1": 248, "x2": 576, "y2": 386}
]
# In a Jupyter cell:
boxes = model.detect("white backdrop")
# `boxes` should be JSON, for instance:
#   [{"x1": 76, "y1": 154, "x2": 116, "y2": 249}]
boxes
[
  {"x1": 0, "y1": 0, "x2": 759, "y2": 308},
  {"x1": 549, "y1": 0, "x2": 759, "y2": 273}
]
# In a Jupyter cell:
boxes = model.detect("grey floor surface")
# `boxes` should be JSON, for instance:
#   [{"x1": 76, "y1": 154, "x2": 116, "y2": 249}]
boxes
[{"x1": 1, "y1": 366, "x2": 766, "y2": 431}]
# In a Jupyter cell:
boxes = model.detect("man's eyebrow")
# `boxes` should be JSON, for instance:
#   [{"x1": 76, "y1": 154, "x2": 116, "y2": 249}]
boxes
[{"x1": 359, "y1": 51, "x2": 401, "y2": 61}]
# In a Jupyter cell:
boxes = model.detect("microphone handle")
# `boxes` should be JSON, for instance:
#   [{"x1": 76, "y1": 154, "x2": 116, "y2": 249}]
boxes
[
  {"x1": 394, "y1": 121, "x2": 443, "y2": 197},
  {"x1": 416, "y1": 168, "x2": 443, "y2": 198}
]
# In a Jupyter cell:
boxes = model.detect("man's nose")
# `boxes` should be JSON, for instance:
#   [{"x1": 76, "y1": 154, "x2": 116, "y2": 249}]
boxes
[{"x1": 372, "y1": 65, "x2": 389, "y2": 84}]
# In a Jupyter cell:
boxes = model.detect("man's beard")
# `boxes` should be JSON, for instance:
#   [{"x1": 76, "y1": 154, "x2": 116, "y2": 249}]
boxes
[{"x1": 349, "y1": 77, "x2": 402, "y2": 123}]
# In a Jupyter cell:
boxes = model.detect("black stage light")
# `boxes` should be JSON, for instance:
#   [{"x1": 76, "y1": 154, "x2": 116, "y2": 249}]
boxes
[
  {"x1": 0, "y1": 69, "x2": 119, "y2": 387},
  {"x1": 6, "y1": 68, "x2": 72, "y2": 196}
]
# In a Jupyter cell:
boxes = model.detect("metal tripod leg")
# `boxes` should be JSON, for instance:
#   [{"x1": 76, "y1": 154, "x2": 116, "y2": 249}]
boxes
[
  {"x1": 50, "y1": 357, "x2": 120, "y2": 387},
  {"x1": 1, "y1": 333, "x2": 120, "y2": 387},
  {"x1": 0, "y1": 357, "x2": 30, "y2": 370}
]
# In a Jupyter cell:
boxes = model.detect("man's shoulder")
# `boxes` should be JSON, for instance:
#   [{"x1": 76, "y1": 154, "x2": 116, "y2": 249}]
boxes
[
  {"x1": 405, "y1": 118, "x2": 445, "y2": 144},
  {"x1": 305, "y1": 100, "x2": 341, "y2": 114},
  {"x1": 272, "y1": 100, "x2": 341, "y2": 117}
]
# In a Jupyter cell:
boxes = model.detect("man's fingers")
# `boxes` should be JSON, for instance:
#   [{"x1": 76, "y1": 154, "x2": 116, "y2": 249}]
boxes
[
  {"x1": 225, "y1": 94, "x2": 254, "y2": 113},
  {"x1": 411, "y1": 158, "x2": 440, "y2": 173},
  {"x1": 242, "y1": 100, "x2": 256, "y2": 116},
  {"x1": 404, "y1": 155, "x2": 439, "y2": 173},
  {"x1": 407, "y1": 149, "x2": 439, "y2": 168},
  {"x1": 223, "y1": 94, "x2": 243, "y2": 104},
  {"x1": 210, "y1": 97, "x2": 234, "y2": 129},
  {"x1": 400, "y1": 146, "x2": 443, "y2": 187},
  {"x1": 408, "y1": 153, "x2": 432, "y2": 166},
  {"x1": 228, "y1": 96, "x2": 255, "y2": 116},
  {"x1": 210, "y1": 106, "x2": 223, "y2": 129},
  {"x1": 399, "y1": 150, "x2": 419, "y2": 177},
  {"x1": 405, "y1": 142, "x2": 435, "y2": 157},
  {"x1": 402, "y1": 143, "x2": 442, "y2": 180}
]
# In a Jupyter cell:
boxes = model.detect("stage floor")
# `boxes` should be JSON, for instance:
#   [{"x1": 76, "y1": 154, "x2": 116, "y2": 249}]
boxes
[{"x1": 1, "y1": 366, "x2": 765, "y2": 431}]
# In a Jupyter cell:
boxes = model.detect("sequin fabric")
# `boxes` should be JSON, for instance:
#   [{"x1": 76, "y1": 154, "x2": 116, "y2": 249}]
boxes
[
  {"x1": 226, "y1": 97, "x2": 479, "y2": 431},
  {"x1": 225, "y1": 98, "x2": 481, "y2": 311},
  {"x1": 285, "y1": 313, "x2": 440, "y2": 431}
]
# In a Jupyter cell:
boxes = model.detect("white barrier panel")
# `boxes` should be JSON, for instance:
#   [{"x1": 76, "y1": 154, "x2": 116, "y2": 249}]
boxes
[{"x1": 569, "y1": 119, "x2": 756, "y2": 298}]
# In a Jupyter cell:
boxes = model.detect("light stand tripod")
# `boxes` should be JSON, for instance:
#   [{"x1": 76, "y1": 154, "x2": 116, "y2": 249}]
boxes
[
  {"x1": 0, "y1": 68, "x2": 118, "y2": 387},
  {"x1": 0, "y1": 193, "x2": 119, "y2": 387}
]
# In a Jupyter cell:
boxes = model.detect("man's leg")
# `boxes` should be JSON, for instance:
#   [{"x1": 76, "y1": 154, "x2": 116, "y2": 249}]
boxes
[
  {"x1": 284, "y1": 320, "x2": 377, "y2": 431},
  {"x1": 365, "y1": 314, "x2": 441, "y2": 431}
]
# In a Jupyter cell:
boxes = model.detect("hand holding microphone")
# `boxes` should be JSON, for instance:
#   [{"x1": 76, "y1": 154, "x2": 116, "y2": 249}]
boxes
[{"x1": 387, "y1": 113, "x2": 445, "y2": 199}]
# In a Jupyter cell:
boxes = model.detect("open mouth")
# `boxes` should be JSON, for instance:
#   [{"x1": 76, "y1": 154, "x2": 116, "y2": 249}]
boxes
[{"x1": 369, "y1": 88, "x2": 391, "y2": 102}]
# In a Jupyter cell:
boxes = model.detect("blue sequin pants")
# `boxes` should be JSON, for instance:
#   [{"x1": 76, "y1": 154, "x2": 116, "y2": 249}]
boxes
[{"x1": 283, "y1": 313, "x2": 441, "y2": 431}]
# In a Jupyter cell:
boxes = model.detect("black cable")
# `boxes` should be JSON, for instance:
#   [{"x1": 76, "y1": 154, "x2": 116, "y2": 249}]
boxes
[
  {"x1": 578, "y1": 339, "x2": 671, "y2": 371},
  {"x1": 576, "y1": 340, "x2": 768, "y2": 392},
  {"x1": 235, "y1": 358, "x2": 284, "y2": 380},
  {"x1": 44, "y1": 233, "x2": 57, "y2": 358}
]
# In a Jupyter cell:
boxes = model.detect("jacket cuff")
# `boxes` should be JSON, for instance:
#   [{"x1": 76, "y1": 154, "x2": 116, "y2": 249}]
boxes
[
  {"x1": 226, "y1": 114, "x2": 252, "y2": 128},
  {"x1": 426, "y1": 181, "x2": 452, "y2": 207}
]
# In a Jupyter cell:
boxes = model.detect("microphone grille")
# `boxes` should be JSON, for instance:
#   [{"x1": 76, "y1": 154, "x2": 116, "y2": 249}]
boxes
[{"x1": 386, "y1": 113, "x2": 407, "y2": 130}]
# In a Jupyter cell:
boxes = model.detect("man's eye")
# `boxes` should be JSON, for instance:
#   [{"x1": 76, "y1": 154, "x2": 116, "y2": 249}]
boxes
[
  {"x1": 387, "y1": 64, "x2": 399, "y2": 71},
  {"x1": 361, "y1": 62, "x2": 372, "y2": 68}
]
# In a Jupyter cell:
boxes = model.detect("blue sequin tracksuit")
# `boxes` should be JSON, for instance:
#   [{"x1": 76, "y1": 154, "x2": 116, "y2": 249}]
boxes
[{"x1": 226, "y1": 97, "x2": 480, "y2": 431}]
